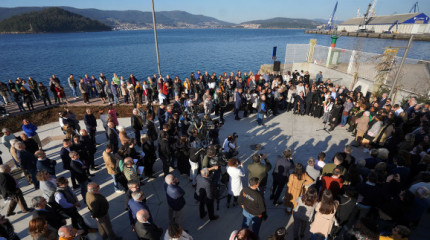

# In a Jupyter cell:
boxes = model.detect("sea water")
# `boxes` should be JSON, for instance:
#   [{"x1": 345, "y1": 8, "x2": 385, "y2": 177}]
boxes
[{"x1": 0, "y1": 29, "x2": 429, "y2": 86}]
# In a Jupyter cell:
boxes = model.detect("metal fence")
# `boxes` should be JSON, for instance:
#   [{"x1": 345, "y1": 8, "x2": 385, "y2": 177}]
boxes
[{"x1": 284, "y1": 43, "x2": 422, "y2": 81}]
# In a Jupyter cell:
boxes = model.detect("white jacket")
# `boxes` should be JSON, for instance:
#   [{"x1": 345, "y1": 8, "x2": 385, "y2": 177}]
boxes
[{"x1": 227, "y1": 165, "x2": 245, "y2": 196}]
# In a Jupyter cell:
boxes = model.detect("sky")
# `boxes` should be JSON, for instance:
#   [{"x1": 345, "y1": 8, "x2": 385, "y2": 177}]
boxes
[{"x1": 1, "y1": 0, "x2": 430, "y2": 23}]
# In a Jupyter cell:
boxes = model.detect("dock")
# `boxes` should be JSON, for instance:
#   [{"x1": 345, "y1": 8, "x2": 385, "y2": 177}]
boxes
[{"x1": 305, "y1": 30, "x2": 430, "y2": 41}]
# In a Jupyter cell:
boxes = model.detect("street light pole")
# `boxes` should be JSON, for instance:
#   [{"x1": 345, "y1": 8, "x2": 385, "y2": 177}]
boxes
[
  {"x1": 389, "y1": 34, "x2": 413, "y2": 98},
  {"x1": 151, "y1": 0, "x2": 161, "y2": 76}
]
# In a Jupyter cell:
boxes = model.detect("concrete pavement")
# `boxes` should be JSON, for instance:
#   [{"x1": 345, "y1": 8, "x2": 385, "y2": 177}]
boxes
[{"x1": 0, "y1": 109, "x2": 427, "y2": 240}]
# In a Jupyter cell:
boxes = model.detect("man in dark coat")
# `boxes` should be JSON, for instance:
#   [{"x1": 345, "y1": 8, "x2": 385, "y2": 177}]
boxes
[
  {"x1": 19, "y1": 133, "x2": 38, "y2": 155},
  {"x1": 107, "y1": 121, "x2": 119, "y2": 153},
  {"x1": 69, "y1": 151, "x2": 89, "y2": 202},
  {"x1": 195, "y1": 168, "x2": 219, "y2": 221},
  {"x1": 83, "y1": 108, "x2": 97, "y2": 144},
  {"x1": 60, "y1": 139, "x2": 79, "y2": 189},
  {"x1": 0, "y1": 164, "x2": 32, "y2": 216},
  {"x1": 158, "y1": 131, "x2": 171, "y2": 176},
  {"x1": 32, "y1": 196, "x2": 66, "y2": 230},
  {"x1": 16, "y1": 142, "x2": 39, "y2": 189},
  {"x1": 234, "y1": 88, "x2": 243, "y2": 120},
  {"x1": 131, "y1": 108, "x2": 143, "y2": 147},
  {"x1": 79, "y1": 129, "x2": 97, "y2": 171},
  {"x1": 305, "y1": 89, "x2": 314, "y2": 115},
  {"x1": 135, "y1": 209, "x2": 163, "y2": 240},
  {"x1": 164, "y1": 174, "x2": 185, "y2": 225}
]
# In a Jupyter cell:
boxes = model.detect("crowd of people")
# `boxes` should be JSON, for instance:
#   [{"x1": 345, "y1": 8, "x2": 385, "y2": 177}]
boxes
[{"x1": 0, "y1": 68, "x2": 429, "y2": 240}]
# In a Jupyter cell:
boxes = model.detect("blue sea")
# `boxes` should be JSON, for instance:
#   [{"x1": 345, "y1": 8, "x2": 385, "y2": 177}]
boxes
[{"x1": 0, "y1": 29, "x2": 429, "y2": 86}]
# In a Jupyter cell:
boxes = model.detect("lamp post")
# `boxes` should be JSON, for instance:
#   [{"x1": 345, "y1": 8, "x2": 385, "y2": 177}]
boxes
[{"x1": 151, "y1": 0, "x2": 161, "y2": 76}]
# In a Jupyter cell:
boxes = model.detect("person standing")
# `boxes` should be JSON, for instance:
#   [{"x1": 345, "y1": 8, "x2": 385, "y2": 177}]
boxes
[
  {"x1": 292, "y1": 187, "x2": 318, "y2": 240},
  {"x1": 164, "y1": 174, "x2": 186, "y2": 226},
  {"x1": 158, "y1": 131, "x2": 171, "y2": 176},
  {"x1": 0, "y1": 164, "x2": 33, "y2": 217},
  {"x1": 0, "y1": 213, "x2": 20, "y2": 240},
  {"x1": 226, "y1": 158, "x2": 245, "y2": 208},
  {"x1": 60, "y1": 139, "x2": 79, "y2": 189},
  {"x1": 79, "y1": 78, "x2": 89, "y2": 104},
  {"x1": 131, "y1": 108, "x2": 143, "y2": 148},
  {"x1": 86, "y1": 182, "x2": 120, "y2": 240},
  {"x1": 54, "y1": 177, "x2": 97, "y2": 235},
  {"x1": 270, "y1": 149, "x2": 294, "y2": 206},
  {"x1": 22, "y1": 119, "x2": 42, "y2": 150},
  {"x1": 84, "y1": 108, "x2": 98, "y2": 145},
  {"x1": 1, "y1": 128, "x2": 16, "y2": 151},
  {"x1": 234, "y1": 88, "x2": 243, "y2": 120},
  {"x1": 141, "y1": 134, "x2": 156, "y2": 178},
  {"x1": 195, "y1": 168, "x2": 219, "y2": 221},
  {"x1": 68, "y1": 74, "x2": 78, "y2": 99},
  {"x1": 32, "y1": 196, "x2": 66, "y2": 230},
  {"x1": 128, "y1": 190, "x2": 154, "y2": 230},
  {"x1": 103, "y1": 144, "x2": 125, "y2": 193},
  {"x1": 107, "y1": 122, "x2": 119, "y2": 154},
  {"x1": 16, "y1": 142, "x2": 39, "y2": 189},
  {"x1": 238, "y1": 177, "x2": 267, "y2": 237},
  {"x1": 35, "y1": 150, "x2": 56, "y2": 177},
  {"x1": 283, "y1": 163, "x2": 313, "y2": 214},
  {"x1": 69, "y1": 151, "x2": 89, "y2": 202},
  {"x1": 310, "y1": 190, "x2": 338, "y2": 240},
  {"x1": 135, "y1": 209, "x2": 163, "y2": 240},
  {"x1": 247, "y1": 153, "x2": 272, "y2": 194},
  {"x1": 256, "y1": 94, "x2": 267, "y2": 126}
]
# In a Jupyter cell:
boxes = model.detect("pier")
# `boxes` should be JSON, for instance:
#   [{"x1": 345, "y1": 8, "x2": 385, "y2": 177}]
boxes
[{"x1": 305, "y1": 30, "x2": 430, "y2": 42}]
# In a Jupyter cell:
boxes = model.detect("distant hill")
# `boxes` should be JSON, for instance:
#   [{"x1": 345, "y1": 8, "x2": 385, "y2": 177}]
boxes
[
  {"x1": 0, "y1": 7, "x2": 234, "y2": 30},
  {"x1": 0, "y1": 7, "x2": 111, "y2": 33},
  {"x1": 240, "y1": 17, "x2": 322, "y2": 29},
  {"x1": 0, "y1": 7, "x2": 335, "y2": 30}
]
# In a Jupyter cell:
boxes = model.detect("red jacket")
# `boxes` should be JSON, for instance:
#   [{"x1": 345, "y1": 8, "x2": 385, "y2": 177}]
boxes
[{"x1": 322, "y1": 176, "x2": 343, "y2": 196}]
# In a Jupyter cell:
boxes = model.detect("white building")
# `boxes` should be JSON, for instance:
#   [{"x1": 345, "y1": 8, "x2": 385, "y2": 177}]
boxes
[{"x1": 337, "y1": 13, "x2": 430, "y2": 34}]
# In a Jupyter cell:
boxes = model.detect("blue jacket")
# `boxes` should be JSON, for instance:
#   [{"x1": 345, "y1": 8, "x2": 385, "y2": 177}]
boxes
[
  {"x1": 128, "y1": 199, "x2": 153, "y2": 225},
  {"x1": 164, "y1": 183, "x2": 185, "y2": 211},
  {"x1": 235, "y1": 92, "x2": 242, "y2": 109},
  {"x1": 22, "y1": 123, "x2": 38, "y2": 137}
]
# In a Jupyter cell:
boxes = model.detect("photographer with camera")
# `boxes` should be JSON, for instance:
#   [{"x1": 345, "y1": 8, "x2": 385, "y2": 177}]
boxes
[
  {"x1": 202, "y1": 146, "x2": 227, "y2": 209},
  {"x1": 222, "y1": 133, "x2": 238, "y2": 159},
  {"x1": 247, "y1": 153, "x2": 272, "y2": 194}
]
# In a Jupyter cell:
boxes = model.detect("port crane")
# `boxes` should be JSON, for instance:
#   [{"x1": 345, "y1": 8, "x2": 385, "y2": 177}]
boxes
[
  {"x1": 325, "y1": 1, "x2": 338, "y2": 30},
  {"x1": 383, "y1": 20, "x2": 399, "y2": 34},
  {"x1": 369, "y1": 0, "x2": 378, "y2": 17},
  {"x1": 409, "y1": 2, "x2": 419, "y2": 13},
  {"x1": 358, "y1": 0, "x2": 378, "y2": 32}
]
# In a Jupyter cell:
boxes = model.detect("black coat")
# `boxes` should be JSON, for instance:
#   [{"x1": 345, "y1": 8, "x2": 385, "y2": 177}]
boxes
[
  {"x1": 33, "y1": 206, "x2": 66, "y2": 230},
  {"x1": 0, "y1": 172, "x2": 19, "y2": 199},
  {"x1": 23, "y1": 138, "x2": 39, "y2": 154},
  {"x1": 83, "y1": 113, "x2": 97, "y2": 131},
  {"x1": 146, "y1": 120, "x2": 158, "y2": 142},
  {"x1": 70, "y1": 160, "x2": 88, "y2": 183},
  {"x1": 131, "y1": 115, "x2": 143, "y2": 131},
  {"x1": 60, "y1": 147, "x2": 72, "y2": 170},
  {"x1": 135, "y1": 222, "x2": 163, "y2": 240},
  {"x1": 107, "y1": 127, "x2": 119, "y2": 150},
  {"x1": 17, "y1": 150, "x2": 37, "y2": 170},
  {"x1": 158, "y1": 139, "x2": 171, "y2": 160}
]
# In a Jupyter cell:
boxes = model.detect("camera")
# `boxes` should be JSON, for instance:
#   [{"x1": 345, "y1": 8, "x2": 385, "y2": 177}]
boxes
[{"x1": 232, "y1": 132, "x2": 238, "y2": 139}]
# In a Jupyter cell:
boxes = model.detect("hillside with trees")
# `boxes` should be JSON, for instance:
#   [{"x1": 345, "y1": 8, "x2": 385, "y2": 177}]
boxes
[{"x1": 0, "y1": 7, "x2": 111, "y2": 33}]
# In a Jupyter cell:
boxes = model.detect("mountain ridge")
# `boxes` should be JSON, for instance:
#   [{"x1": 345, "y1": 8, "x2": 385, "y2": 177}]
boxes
[
  {"x1": 0, "y1": 7, "x2": 324, "y2": 30},
  {"x1": 0, "y1": 7, "x2": 111, "y2": 33}
]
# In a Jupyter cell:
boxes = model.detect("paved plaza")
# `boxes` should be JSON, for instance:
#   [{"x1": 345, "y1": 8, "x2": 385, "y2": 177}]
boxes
[{"x1": 0, "y1": 109, "x2": 428, "y2": 240}]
